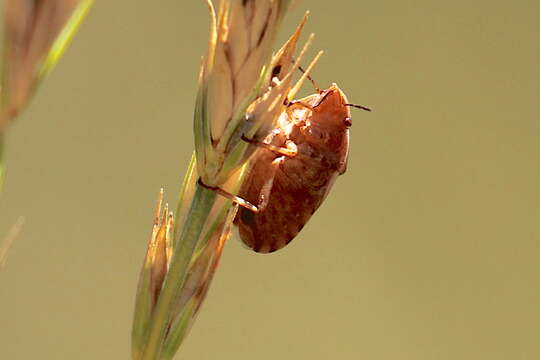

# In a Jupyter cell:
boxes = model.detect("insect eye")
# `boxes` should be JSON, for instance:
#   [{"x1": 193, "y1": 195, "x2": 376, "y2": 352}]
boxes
[{"x1": 344, "y1": 117, "x2": 353, "y2": 127}]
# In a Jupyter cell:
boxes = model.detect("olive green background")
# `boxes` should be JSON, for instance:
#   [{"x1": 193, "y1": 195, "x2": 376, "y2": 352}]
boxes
[{"x1": 1, "y1": 1, "x2": 538, "y2": 359}]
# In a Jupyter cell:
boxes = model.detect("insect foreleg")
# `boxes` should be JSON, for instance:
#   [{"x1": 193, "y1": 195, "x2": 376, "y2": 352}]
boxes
[
  {"x1": 198, "y1": 178, "x2": 259, "y2": 212},
  {"x1": 241, "y1": 135, "x2": 297, "y2": 157},
  {"x1": 198, "y1": 154, "x2": 281, "y2": 214}
]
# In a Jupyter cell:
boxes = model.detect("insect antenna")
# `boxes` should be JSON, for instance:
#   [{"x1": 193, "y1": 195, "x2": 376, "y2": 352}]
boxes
[
  {"x1": 291, "y1": 57, "x2": 320, "y2": 92},
  {"x1": 346, "y1": 103, "x2": 372, "y2": 112}
]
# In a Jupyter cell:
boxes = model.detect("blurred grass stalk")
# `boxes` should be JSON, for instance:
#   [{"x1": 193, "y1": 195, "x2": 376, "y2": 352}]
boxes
[
  {"x1": 0, "y1": 0, "x2": 92, "y2": 271},
  {"x1": 0, "y1": 134, "x2": 4, "y2": 191},
  {"x1": 0, "y1": 0, "x2": 93, "y2": 188},
  {"x1": 0, "y1": 216, "x2": 23, "y2": 269},
  {"x1": 131, "y1": 1, "x2": 324, "y2": 359}
]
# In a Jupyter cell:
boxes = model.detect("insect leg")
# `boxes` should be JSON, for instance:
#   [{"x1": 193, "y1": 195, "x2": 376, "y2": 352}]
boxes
[
  {"x1": 198, "y1": 178, "x2": 259, "y2": 212},
  {"x1": 251, "y1": 156, "x2": 283, "y2": 212},
  {"x1": 241, "y1": 135, "x2": 297, "y2": 157},
  {"x1": 198, "y1": 154, "x2": 283, "y2": 214}
]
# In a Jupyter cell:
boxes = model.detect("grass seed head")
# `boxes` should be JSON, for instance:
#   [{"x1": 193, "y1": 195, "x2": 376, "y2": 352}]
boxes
[
  {"x1": 132, "y1": 189, "x2": 175, "y2": 359},
  {"x1": 194, "y1": 0, "x2": 295, "y2": 186}
]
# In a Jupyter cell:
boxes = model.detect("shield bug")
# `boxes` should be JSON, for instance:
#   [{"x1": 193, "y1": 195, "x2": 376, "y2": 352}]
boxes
[{"x1": 234, "y1": 84, "x2": 369, "y2": 253}]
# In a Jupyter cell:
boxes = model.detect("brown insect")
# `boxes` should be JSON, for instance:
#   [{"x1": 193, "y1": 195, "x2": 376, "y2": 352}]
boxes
[{"x1": 233, "y1": 84, "x2": 369, "y2": 253}]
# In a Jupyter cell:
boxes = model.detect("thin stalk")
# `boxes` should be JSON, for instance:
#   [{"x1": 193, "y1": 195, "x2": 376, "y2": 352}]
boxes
[
  {"x1": 0, "y1": 134, "x2": 4, "y2": 192},
  {"x1": 141, "y1": 184, "x2": 218, "y2": 360}
]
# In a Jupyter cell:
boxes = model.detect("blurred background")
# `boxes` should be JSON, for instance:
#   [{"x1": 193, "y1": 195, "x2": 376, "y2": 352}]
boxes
[{"x1": 1, "y1": 0, "x2": 539, "y2": 359}]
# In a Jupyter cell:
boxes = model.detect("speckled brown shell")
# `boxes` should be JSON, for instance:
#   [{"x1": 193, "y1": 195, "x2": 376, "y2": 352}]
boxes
[{"x1": 234, "y1": 84, "x2": 352, "y2": 253}]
